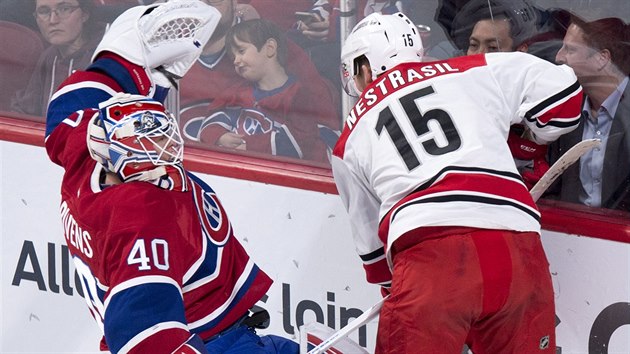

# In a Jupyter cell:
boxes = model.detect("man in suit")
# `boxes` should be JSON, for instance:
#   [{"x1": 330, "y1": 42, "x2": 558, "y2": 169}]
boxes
[{"x1": 551, "y1": 16, "x2": 630, "y2": 211}]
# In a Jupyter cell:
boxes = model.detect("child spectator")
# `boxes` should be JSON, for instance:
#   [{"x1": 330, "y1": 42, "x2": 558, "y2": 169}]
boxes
[
  {"x1": 184, "y1": 18, "x2": 339, "y2": 163},
  {"x1": 180, "y1": 0, "x2": 340, "y2": 163},
  {"x1": 179, "y1": 0, "x2": 260, "y2": 109},
  {"x1": 10, "y1": 0, "x2": 105, "y2": 118}
]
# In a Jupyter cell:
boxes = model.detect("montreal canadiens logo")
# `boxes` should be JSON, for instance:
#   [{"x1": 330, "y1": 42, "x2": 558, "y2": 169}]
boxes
[
  {"x1": 237, "y1": 109, "x2": 273, "y2": 136},
  {"x1": 193, "y1": 183, "x2": 231, "y2": 246},
  {"x1": 202, "y1": 192, "x2": 221, "y2": 229}
]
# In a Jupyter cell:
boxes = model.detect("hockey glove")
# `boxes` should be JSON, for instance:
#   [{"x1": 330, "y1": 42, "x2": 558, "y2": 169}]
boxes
[
  {"x1": 380, "y1": 286, "x2": 391, "y2": 298},
  {"x1": 508, "y1": 126, "x2": 548, "y2": 160},
  {"x1": 521, "y1": 156, "x2": 550, "y2": 190}
]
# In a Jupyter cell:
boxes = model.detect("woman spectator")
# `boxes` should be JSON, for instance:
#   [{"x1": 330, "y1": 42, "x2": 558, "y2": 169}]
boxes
[{"x1": 11, "y1": 0, "x2": 104, "y2": 118}]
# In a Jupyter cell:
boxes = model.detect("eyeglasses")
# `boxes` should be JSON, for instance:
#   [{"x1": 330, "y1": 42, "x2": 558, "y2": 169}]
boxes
[{"x1": 34, "y1": 4, "x2": 80, "y2": 21}]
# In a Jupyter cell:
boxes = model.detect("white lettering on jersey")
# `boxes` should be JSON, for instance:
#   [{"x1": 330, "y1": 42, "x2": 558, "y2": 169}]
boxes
[
  {"x1": 374, "y1": 80, "x2": 388, "y2": 96},
  {"x1": 60, "y1": 200, "x2": 94, "y2": 258},
  {"x1": 345, "y1": 63, "x2": 460, "y2": 131},
  {"x1": 364, "y1": 89, "x2": 378, "y2": 106},
  {"x1": 388, "y1": 70, "x2": 405, "y2": 89}
]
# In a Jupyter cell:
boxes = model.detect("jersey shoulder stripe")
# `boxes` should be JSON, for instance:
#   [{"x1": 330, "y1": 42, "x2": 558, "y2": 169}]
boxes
[{"x1": 525, "y1": 80, "x2": 583, "y2": 127}]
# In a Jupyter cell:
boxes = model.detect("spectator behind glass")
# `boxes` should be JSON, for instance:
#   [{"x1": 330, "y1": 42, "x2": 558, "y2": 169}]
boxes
[
  {"x1": 466, "y1": 15, "x2": 527, "y2": 54},
  {"x1": 180, "y1": 0, "x2": 340, "y2": 163},
  {"x1": 289, "y1": 0, "x2": 403, "y2": 87},
  {"x1": 184, "y1": 18, "x2": 337, "y2": 163},
  {"x1": 549, "y1": 16, "x2": 630, "y2": 211},
  {"x1": 433, "y1": 0, "x2": 568, "y2": 61},
  {"x1": 178, "y1": 0, "x2": 258, "y2": 116},
  {"x1": 244, "y1": 0, "x2": 312, "y2": 31},
  {"x1": 10, "y1": 0, "x2": 104, "y2": 118},
  {"x1": 453, "y1": 0, "x2": 538, "y2": 55}
]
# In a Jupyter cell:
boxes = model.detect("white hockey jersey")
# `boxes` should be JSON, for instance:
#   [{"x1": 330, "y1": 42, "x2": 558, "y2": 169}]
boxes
[{"x1": 331, "y1": 52, "x2": 583, "y2": 286}]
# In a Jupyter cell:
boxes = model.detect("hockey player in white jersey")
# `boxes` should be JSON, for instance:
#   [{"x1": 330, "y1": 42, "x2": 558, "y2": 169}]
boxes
[{"x1": 332, "y1": 12, "x2": 583, "y2": 353}]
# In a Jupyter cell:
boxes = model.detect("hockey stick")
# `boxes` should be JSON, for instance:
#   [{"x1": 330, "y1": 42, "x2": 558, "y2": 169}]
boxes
[
  {"x1": 306, "y1": 139, "x2": 601, "y2": 354},
  {"x1": 530, "y1": 138, "x2": 601, "y2": 202},
  {"x1": 305, "y1": 296, "x2": 388, "y2": 354}
]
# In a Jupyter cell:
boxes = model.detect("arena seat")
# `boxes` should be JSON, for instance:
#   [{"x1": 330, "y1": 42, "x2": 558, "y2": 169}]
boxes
[{"x1": 0, "y1": 21, "x2": 45, "y2": 112}]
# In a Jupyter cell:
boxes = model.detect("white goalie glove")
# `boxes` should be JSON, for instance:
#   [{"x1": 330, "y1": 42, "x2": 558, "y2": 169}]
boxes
[{"x1": 92, "y1": 0, "x2": 221, "y2": 92}]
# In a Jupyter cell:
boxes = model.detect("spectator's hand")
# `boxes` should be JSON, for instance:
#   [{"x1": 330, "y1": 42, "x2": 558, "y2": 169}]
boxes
[
  {"x1": 217, "y1": 132, "x2": 246, "y2": 150},
  {"x1": 298, "y1": 16, "x2": 329, "y2": 41}
]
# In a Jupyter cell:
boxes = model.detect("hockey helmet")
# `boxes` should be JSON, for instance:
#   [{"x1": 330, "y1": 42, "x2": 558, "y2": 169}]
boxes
[{"x1": 340, "y1": 12, "x2": 423, "y2": 97}]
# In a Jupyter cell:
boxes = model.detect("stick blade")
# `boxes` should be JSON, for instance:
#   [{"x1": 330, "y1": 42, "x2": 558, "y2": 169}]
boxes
[{"x1": 530, "y1": 138, "x2": 601, "y2": 201}]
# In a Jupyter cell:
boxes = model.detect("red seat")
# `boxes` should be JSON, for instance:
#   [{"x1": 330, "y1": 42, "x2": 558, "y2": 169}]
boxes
[{"x1": 0, "y1": 21, "x2": 45, "y2": 112}]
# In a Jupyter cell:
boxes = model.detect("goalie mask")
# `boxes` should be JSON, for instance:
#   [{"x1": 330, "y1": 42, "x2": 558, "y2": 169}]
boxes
[
  {"x1": 92, "y1": 0, "x2": 221, "y2": 94},
  {"x1": 340, "y1": 12, "x2": 423, "y2": 97},
  {"x1": 88, "y1": 94, "x2": 188, "y2": 192}
]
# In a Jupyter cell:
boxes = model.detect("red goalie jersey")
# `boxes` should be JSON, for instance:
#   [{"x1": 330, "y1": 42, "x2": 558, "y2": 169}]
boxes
[{"x1": 46, "y1": 108, "x2": 272, "y2": 353}]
